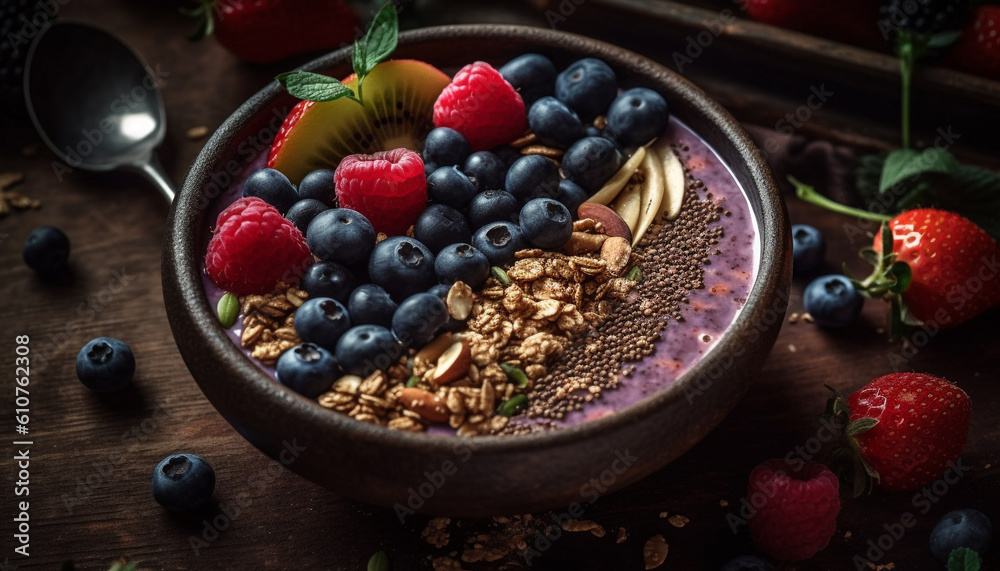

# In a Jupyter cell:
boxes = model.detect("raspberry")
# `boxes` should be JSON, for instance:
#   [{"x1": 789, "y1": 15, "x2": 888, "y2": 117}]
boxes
[
  {"x1": 334, "y1": 148, "x2": 427, "y2": 236},
  {"x1": 433, "y1": 61, "x2": 528, "y2": 152},
  {"x1": 205, "y1": 197, "x2": 312, "y2": 295},
  {"x1": 747, "y1": 459, "x2": 840, "y2": 561}
]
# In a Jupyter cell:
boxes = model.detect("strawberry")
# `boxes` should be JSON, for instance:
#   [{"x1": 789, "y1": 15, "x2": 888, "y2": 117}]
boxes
[
  {"x1": 857, "y1": 208, "x2": 1000, "y2": 331},
  {"x1": 183, "y1": 0, "x2": 360, "y2": 65},
  {"x1": 944, "y1": 5, "x2": 1000, "y2": 80},
  {"x1": 826, "y1": 373, "x2": 971, "y2": 494}
]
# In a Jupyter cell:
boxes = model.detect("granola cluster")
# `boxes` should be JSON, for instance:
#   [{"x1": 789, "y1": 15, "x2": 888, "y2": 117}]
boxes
[{"x1": 239, "y1": 283, "x2": 306, "y2": 365}]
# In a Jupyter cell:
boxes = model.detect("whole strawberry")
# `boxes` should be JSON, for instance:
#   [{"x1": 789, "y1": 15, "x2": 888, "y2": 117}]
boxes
[
  {"x1": 945, "y1": 5, "x2": 1000, "y2": 80},
  {"x1": 862, "y1": 208, "x2": 1000, "y2": 329},
  {"x1": 828, "y1": 373, "x2": 971, "y2": 493},
  {"x1": 747, "y1": 459, "x2": 840, "y2": 561},
  {"x1": 433, "y1": 61, "x2": 528, "y2": 152},
  {"x1": 184, "y1": 0, "x2": 360, "y2": 65}
]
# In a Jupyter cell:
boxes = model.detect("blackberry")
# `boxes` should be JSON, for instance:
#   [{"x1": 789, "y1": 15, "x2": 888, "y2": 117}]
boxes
[
  {"x1": 1, "y1": 0, "x2": 58, "y2": 138},
  {"x1": 878, "y1": 0, "x2": 970, "y2": 36}
]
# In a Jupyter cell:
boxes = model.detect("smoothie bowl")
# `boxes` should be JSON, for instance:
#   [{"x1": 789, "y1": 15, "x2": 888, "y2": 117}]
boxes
[{"x1": 162, "y1": 24, "x2": 790, "y2": 516}]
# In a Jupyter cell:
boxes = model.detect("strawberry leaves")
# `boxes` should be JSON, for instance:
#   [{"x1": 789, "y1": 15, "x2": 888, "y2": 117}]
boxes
[{"x1": 823, "y1": 385, "x2": 880, "y2": 497}]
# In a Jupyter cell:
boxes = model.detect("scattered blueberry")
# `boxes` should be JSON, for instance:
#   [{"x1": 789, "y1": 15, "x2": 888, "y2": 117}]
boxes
[
  {"x1": 285, "y1": 198, "x2": 329, "y2": 234},
  {"x1": 802, "y1": 275, "x2": 864, "y2": 327},
  {"x1": 368, "y1": 236, "x2": 437, "y2": 302},
  {"x1": 276, "y1": 342, "x2": 339, "y2": 398},
  {"x1": 335, "y1": 324, "x2": 402, "y2": 376},
  {"x1": 422, "y1": 127, "x2": 471, "y2": 167},
  {"x1": 556, "y1": 179, "x2": 589, "y2": 217},
  {"x1": 76, "y1": 337, "x2": 135, "y2": 393},
  {"x1": 603, "y1": 87, "x2": 669, "y2": 147},
  {"x1": 435, "y1": 243, "x2": 491, "y2": 289},
  {"x1": 306, "y1": 208, "x2": 376, "y2": 266},
  {"x1": 22, "y1": 226, "x2": 70, "y2": 275},
  {"x1": 243, "y1": 168, "x2": 298, "y2": 214},
  {"x1": 791, "y1": 224, "x2": 826, "y2": 277},
  {"x1": 413, "y1": 204, "x2": 472, "y2": 254},
  {"x1": 424, "y1": 161, "x2": 438, "y2": 177},
  {"x1": 151, "y1": 453, "x2": 216, "y2": 512},
  {"x1": 499, "y1": 53, "x2": 558, "y2": 106},
  {"x1": 391, "y1": 292, "x2": 449, "y2": 349},
  {"x1": 519, "y1": 198, "x2": 573, "y2": 250},
  {"x1": 463, "y1": 151, "x2": 508, "y2": 192},
  {"x1": 426, "y1": 165, "x2": 478, "y2": 209},
  {"x1": 300, "y1": 261, "x2": 356, "y2": 304},
  {"x1": 555, "y1": 58, "x2": 618, "y2": 121},
  {"x1": 472, "y1": 221, "x2": 528, "y2": 267},
  {"x1": 347, "y1": 284, "x2": 398, "y2": 328},
  {"x1": 562, "y1": 137, "x2": 624, "y2": 193},
  {"x1": 467, "y1": 189, "x2": 520, "y2": 231},
  {"x1": 930, "y1": 509, "x2": 992, "y2": 562},
  {"x1": 492, "y1": 145, "x2": 522, "y2": 167},
  {"x1": 719, "y1": 555, "x2": 774, "y2": 571},
  {"x1": 293, "y1": 297, "x2": 352, "y2": 352},
  {"x1": 505, "y1": 154, "x2": 561, "y2": 204},
  {"x1": 528, "y1": 96, "x2": 584, "y2": 149},
  {"x1": 296, "y1": 169, "x2": 337, "y2": 204}
]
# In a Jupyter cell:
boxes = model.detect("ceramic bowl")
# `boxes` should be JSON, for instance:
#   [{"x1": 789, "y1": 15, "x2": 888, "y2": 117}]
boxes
[{"x1": 162, "y1": 25, "x2": 790, "y2": 516}]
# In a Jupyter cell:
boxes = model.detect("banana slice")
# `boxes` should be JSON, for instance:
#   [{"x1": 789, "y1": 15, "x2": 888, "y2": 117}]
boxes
[
  {"x1": 610, "y1": 179, "x2": 642, "y2": 232},
  {"x1": 632, "y1": 147, "x2": 665, "y2": 246},
  {"x1": 653, "y1": 140, "x2": 685, "y2": 222},
  {"x1": 586, "y1": 146, "x2": 646, "y2": 205}
]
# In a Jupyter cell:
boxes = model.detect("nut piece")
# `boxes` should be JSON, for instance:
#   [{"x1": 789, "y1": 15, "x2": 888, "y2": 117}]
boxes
[
  {"x1": 577, "y1": 203, "x2": 633, "y2": 243},
  {"x1": 446, "y1": 281, "x2": 475, "y2": 320},
  {"x1": 643, "y1": 534, "x2": 669, "y2": 569},
  {"x1": 414, "y1": 332, "x2": 455, "y2": 370},
  {"x1": 398, "y1": 388, "x2": 449, "y2": 423},
  {"x1": 600, "y1": 236, "x2": 632, "y2": 277},
  {"x1": 431, "y1": 341, "x2": 472, "y2": 385},
  {"x1": 563, "y1": 231, "x2": 608, "y2": 255}
]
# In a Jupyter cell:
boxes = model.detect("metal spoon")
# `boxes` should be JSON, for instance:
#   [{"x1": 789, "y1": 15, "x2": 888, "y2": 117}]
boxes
[{"x1": 24, "y1": 21, "x2": 175, "y2": 203}]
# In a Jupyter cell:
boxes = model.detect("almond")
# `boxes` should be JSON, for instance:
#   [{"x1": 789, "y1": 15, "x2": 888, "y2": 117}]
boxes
[
  {"x1": 563, "y1": 231, "x2": 608, "y2": 255},
  {"x1": 431, "y1": 341, "x2": 472, "y2": 385},
  {"x1": 398, "y1": 388, "x2": 449, "y2": 423},
  {"x1": 601, "y1": 237, "x2": 632, "y2": 277},
  {"x1": 577, "y1": 203, "x2": 633, "y2": 243},
  {"x1": 414, "y1": 332, "x2": 454, "y2": 370},
  {"x1": 446, "y1": 281, "x2": 474, "y2": 320}
]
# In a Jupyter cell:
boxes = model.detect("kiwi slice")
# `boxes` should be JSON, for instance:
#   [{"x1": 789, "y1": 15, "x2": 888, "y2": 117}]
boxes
[{"x1": 268, "y1": 59, "x2": 451, "y2": 184}]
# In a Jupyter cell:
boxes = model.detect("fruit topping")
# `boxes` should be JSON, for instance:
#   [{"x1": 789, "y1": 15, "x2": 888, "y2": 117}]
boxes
[
  {"x1": 205, "y1": 197, "x2": 312, "y2": 296},
  {"x1": 284, "y1": 198, "x2": 329, "y2": 234},
  {"x1": 472, "y1": 221, "x2": 529, "y2": 267},
  {"x1": 422, "y1": 127, "x2": 471, "y2": 168},
  {"x1": 334, "y1": 148, "x2": 427, "y2": 236},
  {"x1": 347, "y1": 284, "x2": 398, "y2": 328},
  {"x1": 76, "y1": 337, "x2": 135, "y2": 393},
  {"x1": 527, "y1": 96, "x2": 584, "y2": 149},
  {"x1": 802, "y1": 275, "x2": 863, "y2": 327},
  {"x1": 505, "y1": 154, "x2": 560, "y2": 204},
  {"x1": 463, "y1": 150, "x2": 508, "y2": 192},
  {"x1": 242, "y1": 167, "x2": 299, "y2": 214},
  {"x1": 434, "y1": 243, "x2": 491, "y2": 289},
  {"x1": 22, "y1": 226, "x2": 70, "y2": 276},
  {"x1": 368, "y1": 236, "x2": 437, "y2": 302},
  {"x1": 433, "y1": 61, "x2": 528, "y2": 152},
  {"x1": 151, "y1": 453, "x2": 216, "y2": 512},
  {"x1": 562, "y1": 136, "x2": 624, "y2": 193},
  {"x1": 335, "y1": 324, "x2": 402, "y2": 376},
  {"x1": 519, "y1": 198, "x2": 573, "y2": 250},
  {"x1": 413, "y1": 204, "x2": 472, "y2": 254},
  {"x1": 391, "y1": 292, "x2": 449, "y2": 349},
  {"x1": 296, "y1": 168, "x2": 337, "y2": 204},
  {"x1": 276, "y1": 342, "x2": 339, "y2": 398},
  {"x1": 604, "y1": 88, "x2": 669, "y2": 148},
  {"x1": 467, "y1": 189, "x2": 521, "y2": 230},
  {"x1": 653, "y1": 138, "x2": 686, "y2": 223},
  {"x1": 554, "y1": 58, "x2": 618, "y2": 121},
  {"x1": 425, "y1": 165, "x2": 478, "y2": 209},
  {"x1": 300, "y1": 261, "x2": 356, "y2": 304},
  {"x1": 791, "y1": 224, "x2": 826, "y2": 277},
  {"x1": 498, "y1": 53, "x2": 558, "y2": 107},
  {"x1": 293, "y1": 297, "x2": 353, "y2": 352},
  {"x1": 305, "y1": 208, "x2": 376, "y2": 267}
]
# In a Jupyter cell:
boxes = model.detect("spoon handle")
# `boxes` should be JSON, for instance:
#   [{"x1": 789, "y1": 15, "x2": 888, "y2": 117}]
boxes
[{"x1": 139, "y1": 154, "x2": 176, "y2": 203}]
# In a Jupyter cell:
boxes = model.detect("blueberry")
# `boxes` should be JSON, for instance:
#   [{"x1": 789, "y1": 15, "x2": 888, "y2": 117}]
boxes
[
  {"x1": 151, "y1": 453, "x2": 216, "y2": 512},
  {"x1": 584, "y1": 125, "x2": 603, "y2": 138},
  {"x1": 335, "y1": 325, "x2": 402, "y2": 376},
  {"x1": 555, "y1": 58, "x2": 618, "y2": 121},
  {"x1": 297, "y1": 169, "x2": 337, "y2": 204},
  {"x1": 604, "y1": 87, "x2": 669, "y2": 147},
  {"x1": 368, "y1": 236, "x2": 437, "y2": 302},
  {"x1": 467, "y1": 190, "x2": 520, "y2": 231},
  {"x1": 930, "y1": 509, "x2": 992, "y2": 562},
  {"x1": 426, "y1": 165, "x2": 478, "y2": 209},
  {"x1": 285, "y1": 199, "x2": 329, "y2": 235},
  {"x1": 556, "y1": 179, "x2": 589, "y2": 217},
  {"x1": 562, "y1": 137, "x2": 623, "y2": 193},
  {"x1": 719, "y1": 555, "x2": 774, "y2": 571},
  {"x1": 463, "y1": 151, "x2": 508, "y2": 192},
  {"x1": 802, "y1": 275, "x2": 864, "y2": 327},
  {"x1": 76, "y1": 337, "x2": 135, "y2": 392},
  {"x1": 498, "y1": 53, "x2": 557, "y2": 106},
  {"x1": 243, "y1": 168, "x2": 298, "y2": 214},
  {"x1": 347, "y1": 284, "x2": 398, "y2": 328},
  {"x1": 422, "y1": 127, "x2": 471, "y2": 167},
  {"x1": 519, "y1": 198, "x2": 573, "y2": 250},
  {"x1": 472, "y1": 221, "x2": 528, "y2": 267},
  {"x1": 426, "y1": 284, "x2": 466, "y2": 333},
  {"x1": 22, "y1": 226, "x2": 70, "y2": 275},
  {"x1": 391, "y1": 292, "x2": 449, "y2": 349},
  {"x1": 492, "y1": 145, "x2": 522, "y2": 167},
  {"x1": 293, "y1": 297, "x2": 352, "y2": 352},
  {"x1": 428, "y1": 284, "x2": 451, "y2": 300},
  {"x1": 435, "y1": 243, "x2": 491, "y2": 288},
  {"x1": 275, "y1": 342, "x2": 339, "y2": 397},
  {"x1": 791, "y1": 224, "x2": 826, "y2": 277},
  {"x1": 505, "y1": 155, "x2": 560, "y2": 204},
  {"x1": 528, "y1": 96, "x2": 584, "y2": 149},
  {"x1": 424, "y1": 161, "x2": 438, "y2": 177},
  {"x1": 306, "y1": 208, "x2": 376, "y2": 266},
  {"x1": 300, "y1": 261, "x2": 356, "y2": 303},
  {"x1": 414, "y1": 204, "x2": 472, "y2": 254}
]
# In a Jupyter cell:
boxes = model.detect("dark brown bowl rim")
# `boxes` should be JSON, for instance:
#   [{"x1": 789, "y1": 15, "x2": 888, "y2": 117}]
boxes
[{"x1": 166, "y1": 25, "x2": 785, "y2": 458}]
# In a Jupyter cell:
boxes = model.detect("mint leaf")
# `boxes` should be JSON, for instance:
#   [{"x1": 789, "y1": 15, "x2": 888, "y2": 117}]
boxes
[
  {"x1": 353, "y1": 40, "x2": 366, "y2": 80},
  {"x1": 362, "y1": 2, "x2": 399, "y2": 74},
  {"x1": 276, "y1": 71, "x2": 355, "y2": 103},
  {"x1": 879, "y1": 148, "x2": 958, "y2": 193},
  {"x1": 947, "y1": 547, "x2": 982, "y2": 571}
]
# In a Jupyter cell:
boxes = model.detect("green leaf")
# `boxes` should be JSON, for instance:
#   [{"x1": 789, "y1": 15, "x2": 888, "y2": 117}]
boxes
[
  {"x1": 405, "y1": 376, "x2": 420, "y2": 388},
  {"x1": 367, "y1": 550, "x2": 389, "y2": 571},
  {"x1": 216, "y1": 292, "x2": 240, "y2": 329},
  {"x1": 626, "y1": 266, "x2": 643, "y2": 282},
  {"x1": 352, "y1": 40, "x2": 367, "y2": 81},
  {"x1": 878, "y1": 148, "x2": 958, "y2": 193},
  {"x1": 947, "y1": 547, "x2": 982, "y2": 571},
  {"x1": 497, "y1": 394, "x2": 528, "y2": 417},
  {"x1": 928, "y1": 30, "x2": 962, "y2": 49},
  {"x1": 887, "y1": 261, "x2": 912, "y2": 294},
  {"x1": 276, "y1": 71, "x2": 355, "y2": 103},
  {"x1": 889, "y1": 294, "x2": 908, "y2": 339},
  {"x1": 932, "y1": 163, "x2": 1000, "y2": 242},
  {"x1": 500, "y1": 363, "x2": 530, "y2": 388},
  {"x1": 879, "y1": 221, "x2": 893, "y2": 258},
  {"x1": 858, "y1": 247, "x2": 880, "y2": 267},
  {"x1": 491, "y1": 266, "x2": 512, "y2": 287},
  {"x1": 362, "y1": 2, "x2": 399, "y2": 74},
  {"x1": 846, "y1": 417, "x2": 879, "y2": 436}
]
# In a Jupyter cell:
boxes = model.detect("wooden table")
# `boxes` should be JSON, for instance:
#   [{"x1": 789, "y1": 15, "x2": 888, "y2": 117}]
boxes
[{"x1": 3, "y1": 1, "x2": 998, "y2": 569}]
